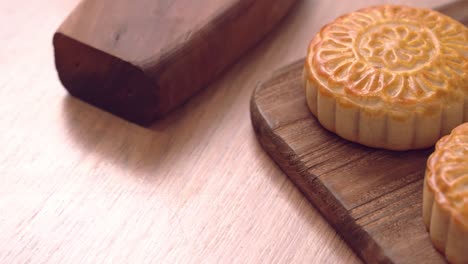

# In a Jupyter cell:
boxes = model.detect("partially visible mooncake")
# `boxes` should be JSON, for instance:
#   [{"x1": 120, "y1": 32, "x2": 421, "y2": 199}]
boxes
[
  {"x1": 304, "y1": 5, "x2": 468, "y2": 150},
  {"x1": 423, "y1": 123, "x2": 468, "y2": 264}
]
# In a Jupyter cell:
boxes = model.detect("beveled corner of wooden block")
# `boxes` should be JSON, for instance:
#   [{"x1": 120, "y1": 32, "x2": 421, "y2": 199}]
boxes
[{"x1": 53, "y1": 33, "x2": 159, "y2": 126}]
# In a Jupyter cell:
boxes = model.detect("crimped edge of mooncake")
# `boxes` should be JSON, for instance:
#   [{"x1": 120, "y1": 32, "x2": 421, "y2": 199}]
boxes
[{"x1": 303, "y1": 67, "x2": 467, "y2": 151}]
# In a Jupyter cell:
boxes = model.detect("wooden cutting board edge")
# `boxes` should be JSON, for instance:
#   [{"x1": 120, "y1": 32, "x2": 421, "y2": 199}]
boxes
[{"x1": 250, "y1": 60, "x2": 391, "y2": 263}]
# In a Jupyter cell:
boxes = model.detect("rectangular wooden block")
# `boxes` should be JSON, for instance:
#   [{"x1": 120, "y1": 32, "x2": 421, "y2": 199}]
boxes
[{"x1": 54, "y1": 0, "x2": 297, "y2": 125}]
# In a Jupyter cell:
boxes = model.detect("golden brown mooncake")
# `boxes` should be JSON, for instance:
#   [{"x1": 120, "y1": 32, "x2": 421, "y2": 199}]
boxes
[
  {"x1": 423, "y1": 122, "x2": 468, "y2": 264},
  {"x1": 304, "y1": 5, "x2": 468, "y2": 150}
]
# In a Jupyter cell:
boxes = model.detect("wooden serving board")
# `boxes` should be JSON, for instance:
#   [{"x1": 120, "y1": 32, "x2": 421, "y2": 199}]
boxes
[
  {"x1": 54, "y1": 0, "x2": 297, "y2": 126},
  {"x1": 250, "y1": 2, "x2": 468, "y2": 263}
]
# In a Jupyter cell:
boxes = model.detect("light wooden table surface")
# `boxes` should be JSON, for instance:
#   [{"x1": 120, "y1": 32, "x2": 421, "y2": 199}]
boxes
[{"x1": 0, "y1": 0, "x2": 446, "y2": 263}]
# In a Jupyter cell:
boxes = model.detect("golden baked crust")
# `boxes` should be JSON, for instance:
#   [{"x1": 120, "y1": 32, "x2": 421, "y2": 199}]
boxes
[
  {"x1": 304, "y1": 5, "x2": 468, "y2": 150},
  {"x1": 423, "y1": 123, "x2": 468, "y2": 264}
]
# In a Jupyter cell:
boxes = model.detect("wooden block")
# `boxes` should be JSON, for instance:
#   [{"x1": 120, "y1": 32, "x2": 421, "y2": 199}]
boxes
[
  {"x1": 54, "y1": 0, "x2": 297, "y2": 125},
  {"x1": 250, "y1": 2, "x2": 467, "y2": 263}
]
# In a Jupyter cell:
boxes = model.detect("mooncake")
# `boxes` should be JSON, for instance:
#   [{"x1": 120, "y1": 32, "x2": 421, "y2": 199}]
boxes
[
  {"x1": 423, "y1": 122, "x2": 468, "y2": 264},
  {"x1": 304, "y1": 5, "x2": 468, "y2": 150}
]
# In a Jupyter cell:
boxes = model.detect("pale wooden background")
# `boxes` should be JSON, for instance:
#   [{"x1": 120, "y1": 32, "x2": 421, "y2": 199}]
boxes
[{"x1": 0, "y1": 0, "x2": 446, "y2": 263}]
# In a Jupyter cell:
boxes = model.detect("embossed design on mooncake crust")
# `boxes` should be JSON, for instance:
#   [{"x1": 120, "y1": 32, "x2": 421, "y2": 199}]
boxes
[
  {"x1": 426, "y1": 123, "x2": 468, "y2": 223},
  {"x1": 357, "y1": 21, "x2": 437, "y2": 73},
  {"x1": 424, "y1": 123, "x2": 468, "y2": 264},
  {"x1": 307, "y1": 5, "x2": 467, "y2": 105}
]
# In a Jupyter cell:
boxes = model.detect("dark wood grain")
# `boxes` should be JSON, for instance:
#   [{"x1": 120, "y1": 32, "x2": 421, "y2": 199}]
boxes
[
  {"x1": 250, "y1": 2, "x2": 468, "y2": 263},
  {"x1": 53, "y1": 0, "x2": 297, "y2": 126}
]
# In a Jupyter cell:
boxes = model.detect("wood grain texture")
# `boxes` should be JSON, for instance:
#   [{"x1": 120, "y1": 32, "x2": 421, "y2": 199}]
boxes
[
  {"x1": 250, "y1": 2, "x2": 468, "y2": 263},
  {"x1": 0, "y1": 0, "x2": 452, "y2": 263},
  {"x1": 53, "y1": 0, "x2": 298, "y2": 126}
]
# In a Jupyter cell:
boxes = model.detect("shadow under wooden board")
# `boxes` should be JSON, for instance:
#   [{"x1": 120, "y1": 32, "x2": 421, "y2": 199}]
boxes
[{"x1": 250, "y1": 1, "x2": 468, "y2": 263}]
